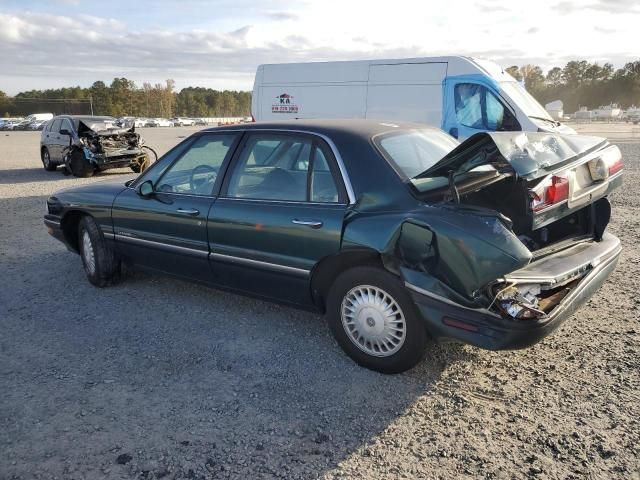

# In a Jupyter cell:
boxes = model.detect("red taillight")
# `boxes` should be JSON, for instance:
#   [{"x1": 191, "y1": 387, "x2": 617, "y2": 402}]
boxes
[
  {"x1": 545, "y1": 176, "x2": 569, "y2": 204},
  {"x1": 601, "y1": 145, "x2": 623, "y2": 175},
  {"x1": 531, "y1": 175, "x2": 569, "y2": 211},
  {"x1": 607, "y1": 156, "x2": 623, "y2": 175}
]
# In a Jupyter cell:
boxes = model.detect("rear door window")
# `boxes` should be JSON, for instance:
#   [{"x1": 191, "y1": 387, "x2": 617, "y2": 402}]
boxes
[
  {"x1": 50, "y1": 119, "x2": 61, "y2": 133},
  {"x1": 225, "y1": 133, "x2": 341, "y2": 203}
]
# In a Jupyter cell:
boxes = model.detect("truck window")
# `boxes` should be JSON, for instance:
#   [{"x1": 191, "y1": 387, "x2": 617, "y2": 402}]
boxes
[{"x1": 454, "y1": 83, "x2": 517, "y2": 131}]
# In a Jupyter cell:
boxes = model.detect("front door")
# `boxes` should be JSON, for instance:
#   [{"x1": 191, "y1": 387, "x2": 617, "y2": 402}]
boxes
[
  {"x1": 112, "y1": 132, "x2": 240, "y2": 280},
  {"x1": 208, "y1": 131, "x2": 349, "y2": 306}
]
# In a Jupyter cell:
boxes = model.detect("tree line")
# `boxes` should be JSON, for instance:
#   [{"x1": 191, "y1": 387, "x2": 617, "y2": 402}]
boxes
[
  {"x1": 0, "y1": 78, "x2": 252, "y2": 118},
  {"x1": 505, "y1": 60, "x2": 640, "y2": 113},
  {"x1": 1, "y1": 60, "x2": 639, "y2": 118}
]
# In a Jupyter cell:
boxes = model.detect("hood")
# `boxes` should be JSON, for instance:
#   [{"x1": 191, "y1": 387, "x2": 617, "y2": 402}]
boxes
[
  {"x1": 55, "y1": 176, "x2": 135, "y2": 197},
  {"x1": 78, "y1": 119, "x2": 135, "y2": 136},
  {"x1": 416, "y1": 131, "x2": 607, "y2": 181}
]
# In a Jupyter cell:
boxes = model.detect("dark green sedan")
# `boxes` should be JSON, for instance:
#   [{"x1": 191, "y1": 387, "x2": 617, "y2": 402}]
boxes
[{"x1": 45, "y1": 120, "x2": 623, "y2": 373}]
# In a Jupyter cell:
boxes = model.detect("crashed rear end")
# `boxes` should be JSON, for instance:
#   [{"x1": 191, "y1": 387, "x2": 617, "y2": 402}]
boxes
[{"x1": 395, "y1": 131, "x2": 623, "y2": 349}]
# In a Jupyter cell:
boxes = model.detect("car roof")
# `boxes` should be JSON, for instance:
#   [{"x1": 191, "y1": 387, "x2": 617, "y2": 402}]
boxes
[
  {"x1": 202, "y1": 119, "x2": 441, "y2": 139},
  {"x1": 54, "y1": 115, "x2": 115, "y2": 121}
]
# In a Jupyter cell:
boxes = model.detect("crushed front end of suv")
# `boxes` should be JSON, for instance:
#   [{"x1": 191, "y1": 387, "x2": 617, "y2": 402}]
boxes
[{"x1": 40, "y1": 115, "x2": 157, "y2": 177}]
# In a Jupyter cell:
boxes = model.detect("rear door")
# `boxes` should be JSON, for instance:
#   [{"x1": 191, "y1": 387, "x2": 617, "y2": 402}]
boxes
[
  {"x1": 365, "y1": 62, "x2": 447, "y2": 126},
  {"x1": 44, "y1": 118, "x2": 62, "y2": 161},
  {"x1": 208, "y1": 131, "x2": 350, "y2": 305}
]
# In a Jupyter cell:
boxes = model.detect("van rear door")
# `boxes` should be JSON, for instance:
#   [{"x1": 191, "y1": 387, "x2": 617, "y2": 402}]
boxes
[{"x1": 365, "y1": 62, "x2": 447, "y2": 126}]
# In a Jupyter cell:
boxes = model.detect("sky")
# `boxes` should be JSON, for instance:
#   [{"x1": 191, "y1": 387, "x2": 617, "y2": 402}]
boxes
[{"x1": 0, "y1": 0, "x2": 638, "y2": 95}]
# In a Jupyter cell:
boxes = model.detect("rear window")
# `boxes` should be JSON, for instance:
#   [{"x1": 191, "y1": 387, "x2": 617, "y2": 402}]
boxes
[{"x1": 374, "y1": 129, "x2": 459, "y2": 180}]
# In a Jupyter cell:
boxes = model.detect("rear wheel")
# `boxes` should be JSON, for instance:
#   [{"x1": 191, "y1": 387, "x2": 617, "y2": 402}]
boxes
[
  {"x1": 78, "y1": 216, "x2": 119, "y2": 287},
  {"x1": 41, "y1": 148, "x2": 56, "y2": 171},
  {"x1": 326, "y1": 266, "x2": 428, "y2": 374}
]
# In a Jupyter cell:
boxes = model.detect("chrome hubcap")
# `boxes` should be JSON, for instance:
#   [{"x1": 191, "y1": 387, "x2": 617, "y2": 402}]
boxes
[
  {"x1": 43, "y1": 151, "x2": 50, "y2": 166},
  {"x1": 341, "y1": 285, "x2": 406, "y2": 357},
  {"x1": 81, "y1": 230, "x2": 96, "y2": 275}
]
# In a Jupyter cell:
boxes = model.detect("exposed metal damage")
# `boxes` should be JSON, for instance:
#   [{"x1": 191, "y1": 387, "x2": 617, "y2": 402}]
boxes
[{"x1": 64, "y1": 120, "x2": 157, "y2": 177}]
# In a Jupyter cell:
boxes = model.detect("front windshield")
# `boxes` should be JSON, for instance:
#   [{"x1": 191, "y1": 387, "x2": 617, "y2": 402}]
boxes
[
  {"x1": 374, "y1": 129, "x2": 459, "y2": 180},
  {"x1": 500, "y1": 82, "x2": 552, "y2": 120}
]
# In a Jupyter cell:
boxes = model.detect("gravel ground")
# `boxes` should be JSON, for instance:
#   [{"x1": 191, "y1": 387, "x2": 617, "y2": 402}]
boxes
[{"x1": 1, "y1": 125, "x2": 639, "y2": 480}]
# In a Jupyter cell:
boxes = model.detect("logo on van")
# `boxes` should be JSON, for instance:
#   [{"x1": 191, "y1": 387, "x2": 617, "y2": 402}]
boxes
[{"x1": 272, "y1": 93, "x2": 299, "y2": 114}]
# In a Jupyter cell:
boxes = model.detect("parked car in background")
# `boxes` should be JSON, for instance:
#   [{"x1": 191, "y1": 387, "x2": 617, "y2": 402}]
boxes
[
  {"x1": 28, "y1": 120, "x2": 48, "y2": 130},
  {"x1": 134, "y1": 118, "x2": 150, "y2": 128},
  {"x1": 116, "y1": 117, "x2": 135, "y2": 129},
  {"x1": 252, "y1": 56, "x2": 575, "y2": 140},
  {"x1": 194, "y1": 118, "x2": 207, "y2": 126},
  {"x1": 43, "y1": 119, "x2": 622, "y2": 373},
  {"x1": 40, "y1": 115, "x2": 157, "y2": 177},
  {"x1": 2, "y1": 119, "x2": 25, "y2": 130},
  {"x1": 172, "y1": 117, "x2": 195, "y2": 126},
  {"x1": 153, "y1": 118, "x2": 174, "y2": 127}
]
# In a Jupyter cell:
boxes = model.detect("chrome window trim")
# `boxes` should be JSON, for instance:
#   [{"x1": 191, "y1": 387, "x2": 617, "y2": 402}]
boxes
[
  {"x1": 114, "y1": 234, "x2": 209, "y2": 258},
  {"x1": 210, "y1": 252, "x2": 309, "y2": 277},
  {"x1": 202, "y1": 128, "x2": 357, "y2": 205},
  {"x1": 218, "y1": 197, "x2": 347, "y2": 207}
]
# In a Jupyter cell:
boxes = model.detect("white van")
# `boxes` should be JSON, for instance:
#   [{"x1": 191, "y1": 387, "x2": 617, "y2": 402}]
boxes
[
  {"x1": 26, "y1": 113, "x2": 54, "y2": 122},
  {"x1": 252, "y1": 56, "x2": 575, "y2": 139}
]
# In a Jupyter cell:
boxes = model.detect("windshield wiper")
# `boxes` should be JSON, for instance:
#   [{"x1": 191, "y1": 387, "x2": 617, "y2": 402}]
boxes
[{"x1": 529, "y1": 116, "x2": 560, "y2": 127}]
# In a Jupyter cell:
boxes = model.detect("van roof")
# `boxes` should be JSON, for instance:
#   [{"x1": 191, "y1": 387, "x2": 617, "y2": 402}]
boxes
[{"x1": 257, "y1": 56, "x2": 516, "y2": 82}]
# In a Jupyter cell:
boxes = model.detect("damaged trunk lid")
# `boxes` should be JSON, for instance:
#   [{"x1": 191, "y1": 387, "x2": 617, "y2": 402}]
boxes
[{"x1": 413, "y1": 132, "x2": 623, "y2": 232}]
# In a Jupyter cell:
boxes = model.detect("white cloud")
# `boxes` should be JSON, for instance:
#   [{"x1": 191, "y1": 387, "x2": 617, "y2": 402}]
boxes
[{"x1": 0, "y1": 1, "x2": 638, "y2": 94}]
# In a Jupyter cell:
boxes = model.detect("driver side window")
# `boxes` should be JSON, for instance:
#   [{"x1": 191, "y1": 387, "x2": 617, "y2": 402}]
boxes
[
  {"x1": 454, "y1": 83, "x2": 516, "y2": 131},
  {"x1": 156, "y1": 134, "x2": 237, "y2": 196}
]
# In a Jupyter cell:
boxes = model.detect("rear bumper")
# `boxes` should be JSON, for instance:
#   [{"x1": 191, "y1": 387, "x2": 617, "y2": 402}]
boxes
[{"x1": 407, "y1": 233, "x2": 621, "y2": 350}]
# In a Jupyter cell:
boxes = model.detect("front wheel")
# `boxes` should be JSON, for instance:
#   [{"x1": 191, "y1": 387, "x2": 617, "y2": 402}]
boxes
[
  {"x1": 78, "y1": 216, "x2": 119, "y2": 287},
  {"x1": 326, "y1": 266, "x2": 428, "y2": 374},
  {"x1": 69, "y1": 150, "x2": 94, "y2": 178}
]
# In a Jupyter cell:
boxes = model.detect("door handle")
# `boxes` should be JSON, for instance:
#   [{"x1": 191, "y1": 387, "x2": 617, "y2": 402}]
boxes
[
  {"x1": 292, "y1": 219, "x2": 323, "y2": 229},
  {"x1": 176, "y1": 208, "x2": 200, "y2": 215}
]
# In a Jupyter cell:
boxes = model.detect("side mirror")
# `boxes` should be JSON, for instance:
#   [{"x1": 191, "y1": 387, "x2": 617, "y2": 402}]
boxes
[
  {"x1": 59, "y1": 128, "x2": 71, "y2": 136},
  {"x1": 137, "y1": 180, "x2": 154, "y2": 197}
]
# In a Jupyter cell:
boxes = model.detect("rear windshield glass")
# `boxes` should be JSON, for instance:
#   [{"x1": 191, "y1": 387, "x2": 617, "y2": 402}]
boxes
[{"x1": 374, "y1": 129, "x2": 459, "y2": 180}]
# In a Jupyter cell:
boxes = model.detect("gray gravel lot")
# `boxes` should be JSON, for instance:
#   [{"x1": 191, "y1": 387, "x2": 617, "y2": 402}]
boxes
[{"x1": 1, "y1": 125, "x2": 639, "y2": 479}]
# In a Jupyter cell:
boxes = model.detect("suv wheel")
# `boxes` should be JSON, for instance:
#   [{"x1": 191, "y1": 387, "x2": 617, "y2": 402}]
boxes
[
  {"x1": 78, "y1": 216, "x2": 119, "y2": 287},
  {"x1": 326, "y1": 266, "x2": 428, "y2": 374},
  {"x1": 41, "y1": 148, "x2": 56, "y2": 171},
  {"x1": 69, "y1": 150, "x2": 95, "y2": 178}
]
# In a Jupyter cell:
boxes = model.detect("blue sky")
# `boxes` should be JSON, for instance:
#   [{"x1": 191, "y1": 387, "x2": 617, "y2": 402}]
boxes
[{"x1": 0, "y1": 0, "x2": 638, "y2": 94}]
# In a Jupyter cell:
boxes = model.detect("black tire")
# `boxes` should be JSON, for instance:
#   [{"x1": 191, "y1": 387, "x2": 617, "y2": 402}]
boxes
[
  {"x1": 41, "y1": 148, "x2": 56, "y2": 171},
  {"x1": 78, "y1": 216, "x2": 119, "y2": 287},
  {"x1": 326, "y1": 266, "x2": 428, "y2": 374},
  {"x1": 69, "y1": 150, "x2": 94, "y2": 178}
]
